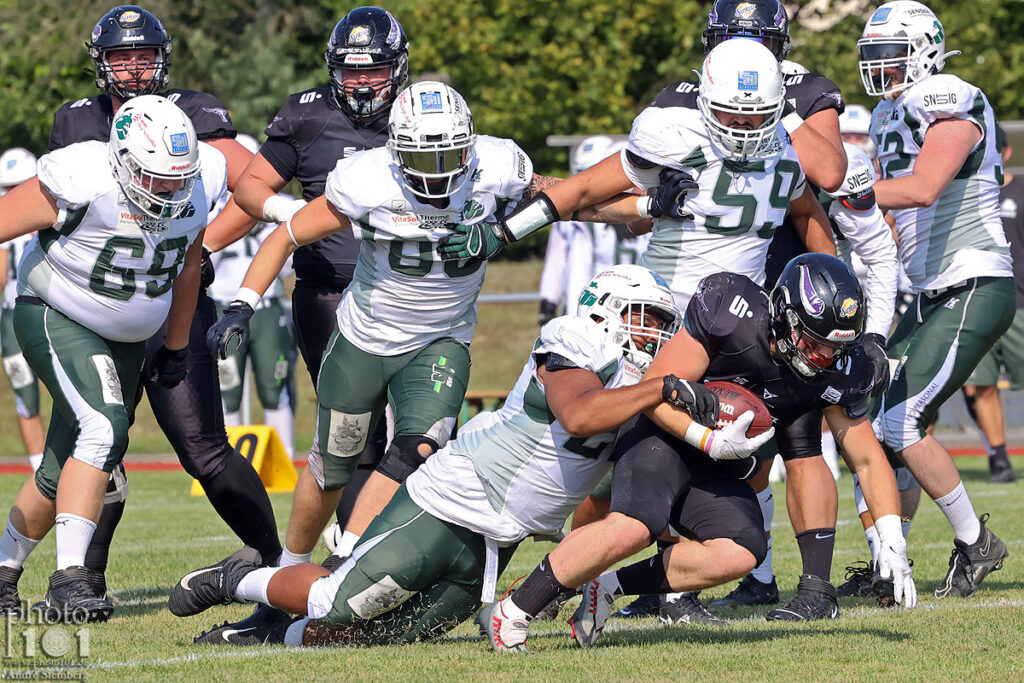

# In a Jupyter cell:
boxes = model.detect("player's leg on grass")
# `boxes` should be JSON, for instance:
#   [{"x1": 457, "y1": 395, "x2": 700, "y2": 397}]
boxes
[{"x1": 1, "y1": 306, "x2": 44, "y2": 468}]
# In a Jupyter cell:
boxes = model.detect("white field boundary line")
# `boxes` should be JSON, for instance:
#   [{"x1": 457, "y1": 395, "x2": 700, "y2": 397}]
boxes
[{"x1": 82, "y1": 597, "x2": 1024, "y2": 671}]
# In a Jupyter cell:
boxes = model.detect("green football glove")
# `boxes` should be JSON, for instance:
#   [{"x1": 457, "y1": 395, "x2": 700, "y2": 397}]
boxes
[{"x1": 437, "y1": 222, "x2": 510, "y2": 261}]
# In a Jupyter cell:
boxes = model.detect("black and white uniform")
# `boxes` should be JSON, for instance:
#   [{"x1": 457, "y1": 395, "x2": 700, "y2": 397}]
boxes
[
  {"x1": 50, "y1": 89, "x2": 238, "y2": 480},
  {"x1": 610, "y1": 272, "x2": 872, "y2": 552},
  {"x1": 651, "y1": 70, "x2": 846, "y2": 288}
]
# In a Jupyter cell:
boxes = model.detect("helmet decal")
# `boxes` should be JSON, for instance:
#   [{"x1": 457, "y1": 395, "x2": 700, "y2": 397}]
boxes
[
  {"x1": 840, "y1": 298, "x2": 859, "y2": 318},
  {"x1": 799, "y1": 265, "x2": 825, "y2": 318}
]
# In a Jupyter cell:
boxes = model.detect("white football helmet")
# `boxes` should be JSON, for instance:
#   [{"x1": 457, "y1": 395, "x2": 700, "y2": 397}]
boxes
[
  {"x1": 387, "y1": 81, "x2": 476, "y2": 200},
  {"x1": 838, "y1": 103, "x2": 876, "y2": 156},
  {"x1": 570, "y1": 135, "x2": 627, "y2": 175},
  {"x1": 576, "y1": 264, "x2": 680, "y2": 371},
  {"x1": 698, "y1": 39, "x2": 785, "y2": 160},
  {"x1": 108, "y1": 95, "x2": 200, "y2": 219},
  {"x1": 858, "y1": 1, "x2": 959, "y2": 99},
  {"x1": 0, "y1": 147, "x2": 38, "y2": 195}
]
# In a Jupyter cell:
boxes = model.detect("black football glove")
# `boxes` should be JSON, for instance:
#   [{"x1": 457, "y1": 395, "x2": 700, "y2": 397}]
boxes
[
  {"x1": 207, "y1": 300, "x2": 255, "y2": 360},
  {"x1": 663, "y1": 375, "x2": 719, "y2": 428},
  {"x1": 648, "y1": 167, "x2": 699, "y2": 220},
  {"x1": 862, "y1": 332, "x2": 890, "y2": 398},
  {"x1": 151, "y1": 345, "x2": 189, "y2": 388},
  {"x1": 538, "y1": 299, "x2": 558, "y2": 326},
  {"x1": 200, "y1": 247, "x2": 216, "y2": 290}
]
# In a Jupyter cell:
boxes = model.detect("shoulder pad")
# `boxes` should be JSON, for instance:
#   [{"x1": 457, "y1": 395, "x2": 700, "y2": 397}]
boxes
[
  {"x1": 37, "y1": 141, "x2": 114, "y2": 208},
  {"x1": 537, "y1": 316, "x2": 620, "y2": 374},
  {"x1": 903, "y1": 75, "x2": 977, "y2": 125},
  {"x1": 627, "y1": 106, "x2": 704, "y2": 170},
  {"x1": 652, "y1": 81, "x2": 699, "y2": 109},
  {"x1": 475, "y1": 136, "x2": 533, "y2": 200}
]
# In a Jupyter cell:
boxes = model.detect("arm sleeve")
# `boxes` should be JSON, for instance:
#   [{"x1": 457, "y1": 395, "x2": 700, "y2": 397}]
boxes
[{"x1": 828, "y1": 203, "x2": 898, "y2": 338}]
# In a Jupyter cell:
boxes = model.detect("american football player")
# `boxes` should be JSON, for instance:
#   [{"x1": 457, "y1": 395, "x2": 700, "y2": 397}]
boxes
[{"x1": 0, "y1": 96, "x2": 226, "y2": 621}]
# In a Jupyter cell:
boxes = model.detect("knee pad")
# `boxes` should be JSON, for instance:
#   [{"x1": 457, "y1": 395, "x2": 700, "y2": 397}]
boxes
[
  {"x1": 377, "y1": 435, "x2": 439, "y2": 483},
  {"x1": 731, "y1": 525, "x2": 769, "y2": 567}
]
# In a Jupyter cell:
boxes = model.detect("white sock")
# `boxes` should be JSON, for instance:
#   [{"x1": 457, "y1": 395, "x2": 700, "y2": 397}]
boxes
[
  {"x1": 55, "y1": 513, "x2": 96, "y2": 571},
  {"x1": 333, "y1": 531, "x2": 360, "y2": 559},
  {"x1": 663, "y1": 591, "x2": 684, "y2": 601},
  {"x1": 864, "y1": 525, "x2": 880, "y2": 563},
  {"x1": 27, "y1": 454, "x2": 43, "y2": 471},
  {"x1": 934, "y1": 482, "x2": 981, "y2": 544},
  {"x1": 224, "y1": 410, "x2": 242, "y2": 427},
  {"x1": 284, "y1": 617, "x2": 310, "y2": 646},
  {"x1": 234, "y1": 566, "x2": 281, "y2": 604},
  {"x1": 852, "y1": 474, "x2": 869, "y2": 516},
  {"x1": 750, "y1": 486, "x2": 775, "y2": 583},
  {"x1": 0, "y1": 519, "x2": 41, "y2": 570},
  {"x1": 751, "y1": 536, "x2": 774, "y2": 583},
  {"x1": 278, "y1": 547, "x2": 312, "y2": 567},
  {"x1": 821, "y1": 430, "x2": 841, "y2": 480},
  {"x1": 263, "y1": 406, "x2": 294, "y2": 459}
]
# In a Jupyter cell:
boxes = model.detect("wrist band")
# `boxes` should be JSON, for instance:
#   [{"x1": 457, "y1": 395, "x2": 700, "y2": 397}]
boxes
[
  {"x1": 501, "y1": 192, "x2": 560, "y2": 242},
  {"x1": 782, "y1": 111, "x2": 805, "y2": 134},
  {"x1": 683, "y1": 420, "x2": 714, "y2": 454},
  {"x1": 636, "y1": 196, "x2": 654, "y2": 219},
  {"x1": 234, "y1": 287, "x2": 262, "y2": 310}
]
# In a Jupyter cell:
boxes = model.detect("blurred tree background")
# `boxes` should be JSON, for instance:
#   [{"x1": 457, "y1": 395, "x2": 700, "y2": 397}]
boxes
[{"x1": 1, "y1": 0, "x2": 1022, "y2": 176}]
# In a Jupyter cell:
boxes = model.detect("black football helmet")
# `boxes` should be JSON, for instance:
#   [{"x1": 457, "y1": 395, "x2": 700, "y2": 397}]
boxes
[
  {"x1": 88, "y1": 5, "x2": 171, "y2": 100},
  {"x1": 770, "y1": 253, "x2": 865, "y2": 380},
  {"x1": 325, "y1": 7, "x2": 409, "y2": 123},
  {"x1": 703, "y1": 0, "x2": 791, "y2": 61}
]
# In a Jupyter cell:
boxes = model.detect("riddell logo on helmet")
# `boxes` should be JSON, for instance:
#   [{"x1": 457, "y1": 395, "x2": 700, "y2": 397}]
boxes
[{"x1": 344, "y1": 54, "x2": 373, "y2": 65}]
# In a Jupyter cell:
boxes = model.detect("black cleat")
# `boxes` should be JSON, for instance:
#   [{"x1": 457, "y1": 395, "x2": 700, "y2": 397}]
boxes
[
  {"x1": 321, "y1": 554, "x2": 345, "y2": 573},
  {"x1": 659, "y1": 592, "x2": 727, "y2": 626},
  {"x1": 934, "y1": 514, "x2": 1008, "y2": 598},
  {"x1": 169, "y1": 547, "x2": 262, "y2": 617},
  {"x1": 613, "y1": 593, "x2": 660, "y2": 619},
  {"x1": 535, "y1": 594, "x2": 570, "y2": 621},
  {"x1": 0, "y1": 566, "x2": 24, "y2": 618},
  {"x1": 765, "y1": 574, "x2": 838, "y2": 621},
  {"x1": 41, "y1": 567, "x2": 114, "y2": 623},
  {"x1": 710, "y1": 574, "x2": 779, "y2": 608},
  {"x1": 194, "y1": 604, "x2": 295, "y2": 646},
  {"x1": 836, "y1": 561, "x2": 874, "y2": 598},
  {"x1": 988, "y1": 464, "x2": 1016, "y2": 484}
]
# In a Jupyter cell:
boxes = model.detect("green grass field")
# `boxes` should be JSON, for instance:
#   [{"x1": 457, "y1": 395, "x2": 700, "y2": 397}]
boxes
[{"x1": 0, "y1": 457, "x2": 1021, "y2": 680}]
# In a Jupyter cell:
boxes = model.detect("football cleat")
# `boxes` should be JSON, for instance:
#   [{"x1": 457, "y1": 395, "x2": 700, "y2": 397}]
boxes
[
  {"x1": 568, "y1": 577, "x2": 617, "y2": 648},
  {"x1": 321, "y1": 554, "x2": 346, "y2": 573},
  {"x1": 168, "y1": 547, "x2": 262, "y2": 617},
  {"x1": 41, "y1": 567, "x2": 114, "y2": 623},
  {"x1": 659, "y1": 592, "x2": 727, "y2": 626},
  {"x1": 321, "y1": 521, "x2": 342, "y2": 553},
  {"x1": 836, "y1": 561, "x2": 874, "y2": 598},
  {"x1": 613, "y1": 593, "x2": 660, "y2": 619},
  {"x1": 0, "y1": 566, "x2": 24, "y2": 618},
  {"x1": 934, "y1": 514, "x2": 1008, "y2": 598},
  {"x1": 534, "y1": 593, "x2": 571, "y2": 621},
  {"x1": 194, "y1": 605, "x2": 295, "y2": 646},
  {"x1": 477, "y1": 598, "x2": 530, "y2": 653},
  {"x1": 710, "y1": 574, "x2": 780, "y2": 608},
  {"x1": 988, "y1": 462, "x2": 1016, "y2": 484},
  {"x1": 765, "y1": 574, "x2": 838, "y2": 621}
]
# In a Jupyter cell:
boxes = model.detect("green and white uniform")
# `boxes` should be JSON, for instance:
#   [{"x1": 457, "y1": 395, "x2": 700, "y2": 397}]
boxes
[
  {"x1": 17, "y1": 140, "x2": 224, "y2": 488},
  {"x1": 1, "y1": 233, "x2": 40, "y2": 418},
  {"x1": 869, "y1": 75, "x2": 1015, "y2": 450},
  {"x1": 308, "y1": 135, "x2": 532, "y2": 489},
  {"x1": 624, "y1": 106, "x2": 806, "y2": 308},
  {"x1": 305, "y1": 315, "x2": 640, "y2": 643}
]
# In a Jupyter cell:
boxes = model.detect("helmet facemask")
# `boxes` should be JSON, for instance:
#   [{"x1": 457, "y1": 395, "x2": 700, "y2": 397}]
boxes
[
  {"x1": 328, "y1": 57, "x2": 408, "y2": 122},
  {"x1": 93, "y1": 46, "x2": 169, "y2": 100},
  {"x1": 325, "y1": 8, "x2": 409, "y2": 123}
]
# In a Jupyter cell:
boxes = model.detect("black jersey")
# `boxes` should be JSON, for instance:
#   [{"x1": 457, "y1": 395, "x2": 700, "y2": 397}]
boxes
[
  {"x1": 48, "y1": 89, "x2": 237, "y2": 151},
  {"x1": 685, "y1": 272, "x2": 872, "y2": 458},
  {"x1": 260, "y1": 87, "x2": 389, "y2": 288}
]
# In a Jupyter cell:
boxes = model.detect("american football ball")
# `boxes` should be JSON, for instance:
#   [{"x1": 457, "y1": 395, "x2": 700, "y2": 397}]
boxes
[{"x1": 703, "y1": 381, "x2": 773, "y2": 438}]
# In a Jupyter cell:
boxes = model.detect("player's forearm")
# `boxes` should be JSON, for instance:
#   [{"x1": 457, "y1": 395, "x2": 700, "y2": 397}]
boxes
[
  {"x1": 645, "y1": 401, "x2": 696, "y2": 442},
  {"x1": 238, "y1": 226, "x2": 300, "y2": 299},
  {"x1": 559, "y1": 377, "x2": 666, "y2": 437},
  {"x1": 234, "y1": 173, "x2": 281, "y2": 222},
  {"x1": 576, "y1": 193, "x2": 644, "y2": 224},
  {"x1": 789, "y1": 120, "x2": 847, "y2": 192},
  {"x1": 874, "y1": 174, "x2": 944, "y2": 210},
  {"x1": 792, "y1": 200, "x2": 837, "y2": 256},
  {"x1": 165, "y1": 248, "x2": 202, "y2": 350},
  {"x1": 202, "y1": 197, "x2": 259, "y2": 252},
  {"x1": 833, "y1": 417, "x2": 900, "y2": 519}
]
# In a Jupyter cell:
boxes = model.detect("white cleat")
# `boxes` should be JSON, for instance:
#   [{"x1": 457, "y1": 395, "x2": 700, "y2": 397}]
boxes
[
  {"x1": 321, "y1": 521, "x2": 342, "y2": 553},
  {"x1": 477, "y1": 598, "x2": 530, "y2": 653},
  {"x1": 568, "y1": 577, "x2": 617, "y2": 648}
]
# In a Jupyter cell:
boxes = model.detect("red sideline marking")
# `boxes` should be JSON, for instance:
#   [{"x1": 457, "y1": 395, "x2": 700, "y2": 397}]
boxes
[{"x1": 0, "y1": 459, "x2": 308, "y2": 476}]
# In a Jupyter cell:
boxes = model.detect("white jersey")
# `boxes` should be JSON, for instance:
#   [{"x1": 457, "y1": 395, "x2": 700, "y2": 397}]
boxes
[
  {"x1": 407, "y1": 316, "x2": 641, "y2": 543},
  {"x1": 871, "y1": 74, "x2": 1011, "y2": 291},
  {"x1": 19, "y1": 140, "x2": 226, "y2": 342},
  {"x1": 539, "y1": 221, "x2": 650, "y2": 315},
  {"x1": 624, "y1": 106, "x2": 806, "y2": 308},
  {"x1": 326, "y1": 135, "x2": 532, "y2": 355},
  {"x1": 1, "y1": 233, "x2": 35, "y2": 310}
]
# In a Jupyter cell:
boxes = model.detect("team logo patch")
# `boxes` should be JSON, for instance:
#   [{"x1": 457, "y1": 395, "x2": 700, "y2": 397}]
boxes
[
  {"x1": 736, "y1": 2, "x2": 757, "y2": 19},
  {"x1": 114, "y1": 113, "x2": 133, "y2": 140},
  {"x1": 346, "y1": 575, "x2": 415, "y2": 619},
  {"x1": 419, "y1": 91, "x2": 444, "y2": 112},
  {"x1": 738, "y1": 70, "x2": 759, "y2": 91},
  {"x1": 118, "y1": 9, "x2": 142, "y2": 25},
  {"x1": 821, "y1": 386, "x2": 842, "y2": 404},
  {"x1": 168, "y1": 132, "x2": 190, "y2": 155},
  {"x1": 870, "y1": 7, "x2": 891, "y2": 24},
  {"x1": 391, "y1": 200, "x2": 406, "y2": 213},
  {"x1": 386, "y1": 14, "x2": 402, "y2": 48},
  {"x1": 5, "y1": 160, "x2": 16, "y2": 171},
  {"x1": 92, "y1": 355, "x2": 123, "y2": 406},
  {"x1": 91, "y1": 23, "x2": 102, "y2": 41},
  {"x1": 348, "y1": 25, "x2": 371, "y2": 46},
  {"x1": 798, "y1": 265, "x2": 825, "y2": 318},
  {"x1": 461, "y1": 199, "x2": 485, "y2": 221},
  {"x1": 326, "y1": 410, "x2": 371, "y2": 458},
  {"x1": 840, "y1": 298, "x2": 859, "y2": 318},
  {"x1": 201, "y1": 106, "x2": 230, "y2": 123}
]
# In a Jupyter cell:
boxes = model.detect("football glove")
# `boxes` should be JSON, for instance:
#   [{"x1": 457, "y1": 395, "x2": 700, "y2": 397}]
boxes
[
  {"x1": 207, "y1": 300, "x2": 255, "y2": 360},
  {"x1": 151, "y1": 345, "x2": 189, "y2": 388},
  {"x1": 436, "y1": 222, "x2": 509, "y2": 261},
  {"x1": 200, "y1": 247, "x2": 216, "y2": 290},
  {"x1": 862, "y1": 333, "x2": 890, "y2": 398},
  {"x1": 647, "y1": 167, "x2": 698, "y2": 220},
  {"x1": 875, "y1": 515, "x2": 917, "y2": 608},
  {"x1": 663, "y1": 375, "x2": 719, "y2": 428},
  {"x1": 538, "y1": 299, "x2": 558, "y2": 326},
  {"x1": 686, "y1": 411, "x2": 775, "y2": 461}
]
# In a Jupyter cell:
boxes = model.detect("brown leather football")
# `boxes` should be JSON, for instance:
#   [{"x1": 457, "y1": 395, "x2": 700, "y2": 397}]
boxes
[{"x1": 703, "y1": 381, "x2": 773, "y2": 438}]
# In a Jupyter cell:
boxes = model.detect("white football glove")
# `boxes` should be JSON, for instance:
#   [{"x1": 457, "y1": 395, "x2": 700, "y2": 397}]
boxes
[
  {"x1": 685, "y1": 411, "x2": 775, "y2": 461},
  {"x1": 262, "y1": 194, "x2": 308, "y2": 224},
  {"x1": 875, "y1": 514, "x2": 917, "y2": 609}
]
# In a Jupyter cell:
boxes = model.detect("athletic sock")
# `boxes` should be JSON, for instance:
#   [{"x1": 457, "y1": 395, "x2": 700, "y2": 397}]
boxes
[
  {"x1": 84, "y1": 499, "x2": 125, "y2": 575},
  {"x1": 234, "y1": 566, "x2": 281, "y2": 604},
  {"x1": 509, "y1": 554, "x2": 575, "y2": 618},
  {"x1": 902, "y1": 516, "x2": 913, "y2": 542},
  {"x1": 795, "y1": 528, "x2": 835, "y2": 582},
  {"x1": 263, "y1": 406, "x2": 294, "y2": 459},
  {"x1": 279, "y1": 547, "x2": 312, "y2": 568},
  {"x1": 934, "y1": 482, "x2": 980, "y2": 544},
  {"x1": 864, "y1": 525, "x2": 880, "y2": 563},
  {"x1": 27, "y1": 454, "x2": 43, "y2": 471},
  {"x1": 750, "y1": 486, "x2": 775, "y2": 583},
  {"x1": 55, "y1": 513, "x2": 97, "y2": 571},
  {"x1": 616, "y1": 552, "x2": 674, "y2": 596},
  {"x1": 198, "y1": 449, "x2": 283, "y2": 564},
  {"x1": 0, "y1": 518, "x2": 41, "y2": 570}
]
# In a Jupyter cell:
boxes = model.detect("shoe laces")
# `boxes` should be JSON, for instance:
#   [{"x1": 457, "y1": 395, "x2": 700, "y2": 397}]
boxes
[
  {"x1": 947, "y1": 544, "x2": 975, "y2": 588},
  {"x1": 843, "y1": 561, "x2": 872, "y2": 583},
  {"x1": 669, "y1": 592, "x2": 713, "y2": 618}
]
